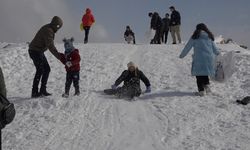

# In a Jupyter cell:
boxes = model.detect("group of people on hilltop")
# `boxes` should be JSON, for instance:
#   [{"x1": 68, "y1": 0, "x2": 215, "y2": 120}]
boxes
[{"x1": 148, "y1": 6, "x2": 181, "y2": 44}]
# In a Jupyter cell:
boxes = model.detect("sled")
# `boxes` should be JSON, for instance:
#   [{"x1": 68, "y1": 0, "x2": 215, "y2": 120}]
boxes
[
  {"x1": 213, "y1": 51, "x2": 235, "y2": 82},
  {"x1": 104, "y1": 89, "x2": 117, "y2": 95}
]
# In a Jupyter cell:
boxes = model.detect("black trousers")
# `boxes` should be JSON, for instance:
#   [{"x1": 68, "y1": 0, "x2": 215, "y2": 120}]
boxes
[
  {"x1": 196, "y1": 76, "x2": 209, "y2": 92},
  {"x1": 151, "y1": 28, "x2": 162, "y2": 44},
  {"x1": 84, "y1": 26, "x2": 91, "y2": 43},
  {"x1": 162, "y1": 29, "x2": 169, "y2": 44},
  {"x1": 29, "y1": 50, "x2": 50, "y2": 93},
  {"x1": 65, "y1": 71, "x2": 80, "y2": 94}
]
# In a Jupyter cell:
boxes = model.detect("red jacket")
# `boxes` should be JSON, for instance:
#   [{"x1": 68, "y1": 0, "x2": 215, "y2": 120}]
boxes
[
  {"x1": 82, "y1": 8, "x2": 95, "y2": 27},
  {"x1": 60, "y1": 49, "x2": 81, "y2": 72}
]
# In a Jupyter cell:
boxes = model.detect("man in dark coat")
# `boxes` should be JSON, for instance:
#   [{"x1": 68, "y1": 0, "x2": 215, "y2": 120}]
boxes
[
  {"x1": 149, "y1": 12, "x2": 162, "y2": 44},
  {"x1": 29, "y1": 16, "x2": 64, "y2": 98},
  {"x1": 161, "y1": 13, "x2": 170, "y2": 44},
  {"x1": 124, "y1": 26, "x2": 136, "y2": 44},
  {"x1": 169, "y1": 6, "x2": 181, "y2": 44},
  {"x1": 0, "y1": 67, "x2": 6, "y2": 97},
  {"x1": 111, "y1": 62, "x2": 151, "y2": 98}
]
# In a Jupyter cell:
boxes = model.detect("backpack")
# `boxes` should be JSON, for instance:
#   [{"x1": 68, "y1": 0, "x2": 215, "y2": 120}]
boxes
[{"x1": 0, "y1": 94, "x2": 16, "y2": 129}]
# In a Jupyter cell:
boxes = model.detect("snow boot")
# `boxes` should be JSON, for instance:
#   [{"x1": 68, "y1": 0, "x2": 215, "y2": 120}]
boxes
[
  {"x1": 195, "y1": 91, "x2": 205, "y2": 97},
  {"x1": 204, "y1": 85, "x2": 211, "y2": 93},
  {"x1": 40, "y1": 88, "x2": 52, "y2": 97},
  {"x1": 62, "y1": 93, "x2": 69, "y2": 98},
  {"x1": 74, "y1": 89, "x2": 80, "y2": 96},
  {"x1": 31, "y1": 88, "x2": 41, "y2": 98}
]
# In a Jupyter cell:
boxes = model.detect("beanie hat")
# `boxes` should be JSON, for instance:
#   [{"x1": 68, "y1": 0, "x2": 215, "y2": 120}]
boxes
[{"x1": 127, "y1": 61, "x2": 136, "y2": 68}]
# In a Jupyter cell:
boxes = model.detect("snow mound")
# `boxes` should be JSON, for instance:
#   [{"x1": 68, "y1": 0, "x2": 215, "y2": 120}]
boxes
[{"x1": 0, "y1": 43, "x2": 250, "y2": 150}]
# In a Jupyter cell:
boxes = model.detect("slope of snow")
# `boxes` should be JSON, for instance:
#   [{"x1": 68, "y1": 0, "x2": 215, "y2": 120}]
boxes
[{"x1": 0, "y1": 43, "x2": 250, "y2": 150}]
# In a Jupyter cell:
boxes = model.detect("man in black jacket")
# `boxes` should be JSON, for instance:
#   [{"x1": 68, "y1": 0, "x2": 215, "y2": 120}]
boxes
[
  {"x1": 161, "y1": 13, "x2": 170, "y2": 44},
  {"x1": 169, "y1": 6, "x2": 181, "y2": 44},
  {"x1": 149, "y1": 12, "x2": 162, "y2": 44},
  {"x1": 111, "y1": 62, "x2": 151, "y2": 98}
]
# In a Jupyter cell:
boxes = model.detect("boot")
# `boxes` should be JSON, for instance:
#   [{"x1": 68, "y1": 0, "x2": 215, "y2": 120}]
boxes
[
  {"x1": 31, "y1": 88, "x2": 41, "y2": 98},
  {"x1": 74, "y1": 89, "x2": 80, "y2": 96},
  {"x1": 62, "y1": 93, "x2": 69, "y2": 98},
  {"x1": 40, "y1": 87, "x2": 52, "y2": 97}
]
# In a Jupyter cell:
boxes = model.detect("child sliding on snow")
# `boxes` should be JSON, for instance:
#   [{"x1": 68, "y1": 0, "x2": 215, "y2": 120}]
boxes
[
  {"x1": 105, "y1": 61, "x2": 151, "y2": 99},
  {"x1": 61, "y1": 37, "x2": 81, "y2": 98}
]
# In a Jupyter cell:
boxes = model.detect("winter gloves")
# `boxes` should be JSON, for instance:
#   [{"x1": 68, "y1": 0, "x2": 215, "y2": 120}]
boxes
[
  {"x1": 145, "y1": 86, "x2": 151, "y2": 93},
  {"x1": 66, "y1": 61, "x2": 72, "y2": 67}
]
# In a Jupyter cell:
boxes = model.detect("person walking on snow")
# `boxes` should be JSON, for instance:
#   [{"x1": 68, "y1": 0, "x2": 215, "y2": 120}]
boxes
[
  {"x1": 60, "y1": 37, "x2": 81, "y2": 98},
  {"x1": 29, "y1": 16, "x2": 64, "y2": 98},
  {"x1": 111, "y1": 62, "x2": 151, "y2": 98},
  {"x1": 161, "y1": 13, "x2": 170, "y2": 44},
  {"x1": 82, "y1": 8, "x2": 95, "y2": 44},
  {"x1": 179, "y1": 23, "x2": 220, "y2": 96},
  {"x1": 169, "y1": 6, "x2": 181, "y2": 44},
  {"x1": 124, "y1": 26, "x2": 136, "y2": 44},
  {"x1": 0, "y1": 67, "x2": 7, "y2": 97}
]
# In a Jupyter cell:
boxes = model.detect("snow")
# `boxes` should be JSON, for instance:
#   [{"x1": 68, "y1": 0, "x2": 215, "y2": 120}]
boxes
[{"x1": 0, "y1": 42, "x2": 250, "y2": 150}]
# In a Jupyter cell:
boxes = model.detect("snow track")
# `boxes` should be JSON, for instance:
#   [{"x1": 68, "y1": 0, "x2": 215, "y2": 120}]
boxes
[{"x1": 0, "y1": 43, "x2": 250, "y2": 150}]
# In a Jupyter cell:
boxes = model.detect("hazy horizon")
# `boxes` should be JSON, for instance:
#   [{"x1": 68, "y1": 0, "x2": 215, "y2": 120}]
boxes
[{"x1": 0, "y1": 0, "x2": 249, "y2": 47}]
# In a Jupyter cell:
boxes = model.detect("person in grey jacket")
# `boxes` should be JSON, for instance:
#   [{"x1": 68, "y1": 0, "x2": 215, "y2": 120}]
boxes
[{"x1": 0, "y1": 67, "x2": 6, "y2": 97}]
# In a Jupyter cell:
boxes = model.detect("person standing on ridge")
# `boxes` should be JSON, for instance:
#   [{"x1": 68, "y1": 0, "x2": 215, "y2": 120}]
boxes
[
  {"x1": 169, "y1": 6, "x2": 181, "y2": 44},
  {"x1": 161, "y1": 13, "x2": 170, "y2": 44},
  {"x1": 82, "y1": 8, "x2": 95, "y2": 44}
]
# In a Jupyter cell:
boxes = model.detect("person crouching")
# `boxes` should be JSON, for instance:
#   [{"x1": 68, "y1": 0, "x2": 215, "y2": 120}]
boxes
[{"x1": 61, "y1": 37, "x2": 81, "y2": 98}]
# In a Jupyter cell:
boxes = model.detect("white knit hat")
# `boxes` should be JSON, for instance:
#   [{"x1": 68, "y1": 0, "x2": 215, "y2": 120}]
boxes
[{"x1": 127, "y1": 61, "x2": 136, "y2": 68}]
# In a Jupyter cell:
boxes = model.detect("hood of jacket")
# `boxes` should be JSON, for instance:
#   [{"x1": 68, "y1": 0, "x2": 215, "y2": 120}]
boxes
[{"x1": 50, "y1": 16, "x2": 63, "y2": 33}]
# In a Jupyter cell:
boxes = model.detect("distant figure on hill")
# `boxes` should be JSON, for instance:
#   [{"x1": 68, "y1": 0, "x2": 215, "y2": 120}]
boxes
[
  {"x1": 124, "y1": 26, "x2": 136, "y2": 44},
  {"x1": 169, "y1": 6, "x2": 181, "y2": 44},
  {"x1": 179, "y1": 23, "x2": 220, "y2": 96},
  {"x1": 149, "y1": 12, "x2": 162, "y2": 44},
  {"x1": 161, "y1": 13, "x2": 170, "y2": 44},
  {"x1": 28, "y1": 16, "x2": 64, "y2": 98},
  {"x1": 81, "y1": 8, "x2": 95, "y2": 44}
]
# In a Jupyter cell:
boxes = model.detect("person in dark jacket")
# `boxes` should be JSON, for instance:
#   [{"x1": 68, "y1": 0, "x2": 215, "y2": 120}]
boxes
[
  {"x1": 149, "y1": 12, "x2": 162, "y2": 44},
  {"x1": 60, "y1": 37, "x2": 81, "y2": 98},
  {"x1": 0, "y1": 67, "x2": 6, "y2": 97},
  {"x1": 29, "y1": 16, "x2": 64, "y2": 98},
  {"x1": 169, "y1": 6, "x2": 181, "y2": 44},
  {"x1": 111, "y1": 62, "x2": 151, "y2": 98},
  {"x1": 161, "y1": 13, "x2": 170, "y2": 44},
  {"x1": 124, "y1": 26, "x2": 136, "y2": 44}
]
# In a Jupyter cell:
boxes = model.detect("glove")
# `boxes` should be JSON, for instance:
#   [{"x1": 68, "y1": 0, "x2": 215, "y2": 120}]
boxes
[
  {"x1": 145, "y1": 86, "x2": 151, "y2": 93},
  {"x1": 111, "y1": 84, "x2": 117, "y2": 90},
  {"x1": 66, "y1": 61, "x2": 72, "y2": 67}
]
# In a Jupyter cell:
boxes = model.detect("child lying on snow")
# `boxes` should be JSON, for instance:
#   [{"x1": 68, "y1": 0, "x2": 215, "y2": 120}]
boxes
[{"x1": 60, "y1": 37, "x2": 81, "y2": 98}]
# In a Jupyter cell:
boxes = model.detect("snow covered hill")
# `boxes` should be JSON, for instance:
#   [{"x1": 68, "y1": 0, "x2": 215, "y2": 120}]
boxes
[{"x1": 0, "y1": 43, "x2": 250, "y2": 150}]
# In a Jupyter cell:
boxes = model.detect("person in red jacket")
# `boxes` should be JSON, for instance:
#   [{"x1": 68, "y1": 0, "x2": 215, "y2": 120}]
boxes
[
  {"x1": 82, "y1": 8, "x2": 95, "y2": 44},
  {"x1": 60, "y1": 37, "x2": 81, "y2": 98}
]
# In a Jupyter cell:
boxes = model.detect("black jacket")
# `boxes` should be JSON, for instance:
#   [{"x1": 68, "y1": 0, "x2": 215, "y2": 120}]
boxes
[
  {"x1": 150, "y1": 13, "x2": 162, "y2": 30},
  {"x1": 170, "y1": 10, "x2": 181, "y2": 26},
  {"x1": 162, "y1": 17, "x2": 170, "y2": 31},
  {"x1": 124, "y1": 30, "x2": 136, "y2": 44},
  {"x1": 115, "y1": 69, "x2": 151, "y2": 87}
]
